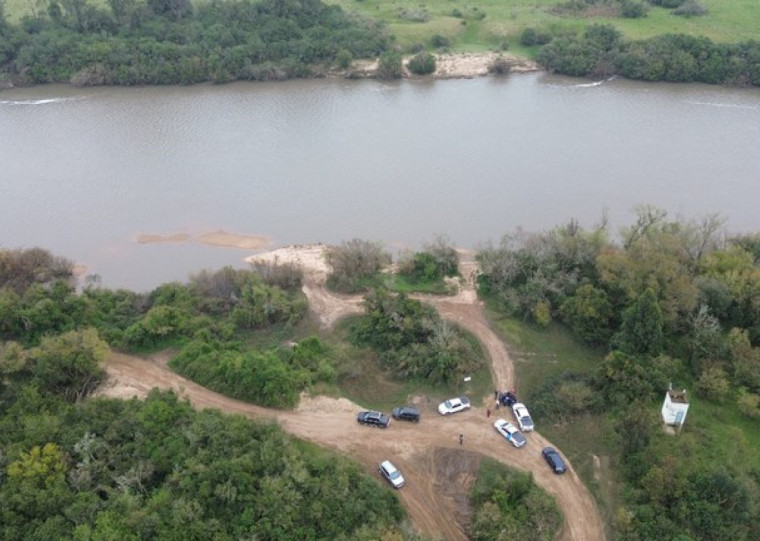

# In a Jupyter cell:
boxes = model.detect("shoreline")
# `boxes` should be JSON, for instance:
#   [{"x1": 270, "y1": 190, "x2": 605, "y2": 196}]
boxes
[{"x1": 0, "y1": 52, "x2": 541, "y2": 91}]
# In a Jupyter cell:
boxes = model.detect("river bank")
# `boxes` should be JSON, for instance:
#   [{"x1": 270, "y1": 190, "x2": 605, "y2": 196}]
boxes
[
  {"x1": 342, "y1": 52, "x2": 540, "y2": 80},
  {"x1": 0, "y1": 52, "x2": 540, "y2": 91}
]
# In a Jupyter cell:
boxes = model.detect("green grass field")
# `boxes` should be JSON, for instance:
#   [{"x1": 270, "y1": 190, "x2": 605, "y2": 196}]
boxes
[
  {"x1": 4, "y1": 0, "x2": 758, "y2": 54},
  {"x1": 328, "y1": 0, "x2": 760, "y2": 51}
]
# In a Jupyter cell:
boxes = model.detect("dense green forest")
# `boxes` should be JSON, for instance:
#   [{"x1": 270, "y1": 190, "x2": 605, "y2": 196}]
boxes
[
  {"x1": 536, "y1": 23, "x2": 760, "y2": 85},
  {"x1": 0, "y1": 0, "x2": 390, "y2": 85},
  {"x1": 477, "y1": 206, "x2": 760, "y2": 539},
  {"x1": 0, "y1": 386, "x2": 407, "y2": 539},
  {"x1": 2, "y1": 0, "x2": 760, "y2": 86}
]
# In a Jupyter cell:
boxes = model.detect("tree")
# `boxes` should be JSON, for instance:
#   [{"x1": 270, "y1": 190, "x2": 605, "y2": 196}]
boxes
[
  {"x1": 146, "y1": 0, "x2": 192, "y2": 19},
  {"x1": 377, "y1": 50, "x2": 403, "y2": 79},
  {"x1": 28, "y1": 328, "x2": 109, "y2": 401},
  {"x1": 407, "y1": 52, "x2": 436, "y2": 75},
  {"x1": 560, "y1": 284, "x2": 614, "y2": 345},
  {"x1": 728, "y1": 328, "x2": 760, "y2": 390},
  {"x1": 325, "y1": 239, "x2": 391, "y2": 292},
  {"x1": 612, "y1": 288, "x2": 664, "y2": 357}
]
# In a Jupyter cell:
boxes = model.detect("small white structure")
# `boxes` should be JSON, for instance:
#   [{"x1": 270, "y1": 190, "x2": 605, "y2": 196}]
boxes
[{"x1": 661, "y1": 386, "x2": 689, "y2": 431}]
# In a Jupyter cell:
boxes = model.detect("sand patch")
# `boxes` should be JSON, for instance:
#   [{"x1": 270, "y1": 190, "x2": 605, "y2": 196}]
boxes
[
  {"x1": 246, "y1": 244, "x2": 331, "y2": 282},
  {"x1": 138, "y1": 233, "x2": 191, "y2": 244},
  {"x1": 136, "y1": 230, "x2": 269, "y2": 250},
  {"x1": 198, "y1": 230, "x2": 269, "y2": 250}
]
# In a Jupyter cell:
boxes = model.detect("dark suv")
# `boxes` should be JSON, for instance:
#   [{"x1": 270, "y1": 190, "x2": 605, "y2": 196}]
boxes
[
  {"x1": 541, "y1": 446, "x2": 567, "y2": 474},
  {"x1": 392, "y1": 406, "x2": 421, "y2": 423},
  {"x1": 357, "y1": 411, "x2": 391, "y2": 428}
]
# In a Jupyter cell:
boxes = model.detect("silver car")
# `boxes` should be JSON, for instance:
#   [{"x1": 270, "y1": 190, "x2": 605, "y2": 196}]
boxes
[
  {"x1": 494, "y1": 419, "x2": 527, "y2": 448},
  {"x1": 379, "y1": 460, "x2": 405, "y2": 489}
]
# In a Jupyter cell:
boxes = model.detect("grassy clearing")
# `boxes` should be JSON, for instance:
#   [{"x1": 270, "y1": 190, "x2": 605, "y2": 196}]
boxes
[
  {"x1": 320, "y1": 316, "x2": 493, "y2": 413},
  {"x1": 482, "y1": 304, "x2": 619, "y2": 536},
  {"x1": 483, "y1": 303, "x2": 606, "y2": 397},
  {"x1": 329, "y1": 0, "x2": 760, "y2": 51}
]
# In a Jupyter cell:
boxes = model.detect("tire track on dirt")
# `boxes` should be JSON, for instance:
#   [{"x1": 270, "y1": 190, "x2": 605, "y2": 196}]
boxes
[{"x1": 99, "y1": 246, "x2": 604, "y2": 541}]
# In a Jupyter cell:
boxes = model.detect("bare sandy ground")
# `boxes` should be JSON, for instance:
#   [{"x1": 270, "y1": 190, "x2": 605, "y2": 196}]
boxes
[
  {"x1": 99, "y1": 244, "x2": 604, "y2": 541},
  {"x1": 136, "y1": 230, "x2": 269, "y2": 250},
  {"x1": 348, "y1": 52, "x2": 539, "y2": 80}
]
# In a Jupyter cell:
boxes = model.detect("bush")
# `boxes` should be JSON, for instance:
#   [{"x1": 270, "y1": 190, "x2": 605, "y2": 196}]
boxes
[
  {"x1": 737, "y1": 387, "x2": 760, "y2": 418},
  {"x1": 673, "y1": 0, "x2": 708, "y2": 17},
  {"x1": 399, "y1": 7, "x2": 429, "y2": 22},
  {"x1": 377, "y1": 50, "x2": 404, "y2": 80},
  {"x1": 520, "y1": 27, "x2": 552, "y2": 47},
  {"x1": 325, "y1": 239, "x2": 391, "y2": 292},
  {"x1": 488, "y1": 56, "x2": 511, "y2": 75},
  {"x1": 621, "y1": 0, "x2": 648, "y2": 18},
  {"x1": 407, "y1": 52, "x2": 436, "y2": 75},
  {"x1": 647, "y1": 0, "x2": 684, "y2": 7},
  {"x1": 696, "y1": 366, "x2": 731, "y2": 401},
  {"x1": 335, "y1": 49, "x2": 353, "y2": 69},
  {"x1": 430, "y1": 34, "x2": 451, "y2": 49}
]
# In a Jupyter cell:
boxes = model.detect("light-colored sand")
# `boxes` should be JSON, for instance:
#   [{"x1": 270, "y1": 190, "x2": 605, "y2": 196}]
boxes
[
  {"x1": 345, "y1": 52, "x2": 539, "y2": 80},
  {"x1": 137, "y1": 233, "x2": 191, "y2": 244},
  {"x1": 136, "y1": 230, "x2": 269, "y2": 250},
  {"x1": 197, "y1": 230, "x2": 269, "y2": 250}
]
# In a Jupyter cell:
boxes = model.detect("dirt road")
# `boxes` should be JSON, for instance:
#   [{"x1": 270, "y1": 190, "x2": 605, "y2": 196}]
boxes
[{"x1": 99, "y1": 246, "x2": 604, "y2": 541}]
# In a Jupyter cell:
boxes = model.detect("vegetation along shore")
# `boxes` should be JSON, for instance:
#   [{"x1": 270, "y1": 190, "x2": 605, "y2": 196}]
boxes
[
  {"x1": 1, "y1": 0, "x2": 759, "y2": 87},
  {"x1": 3, "y1": 208, "x2": 760, "y2": 539}
]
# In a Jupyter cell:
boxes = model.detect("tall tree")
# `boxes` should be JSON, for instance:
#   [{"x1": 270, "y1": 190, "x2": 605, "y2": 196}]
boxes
[{"x1": 612, "y1": 288, "x2": 664, "y2": 357}]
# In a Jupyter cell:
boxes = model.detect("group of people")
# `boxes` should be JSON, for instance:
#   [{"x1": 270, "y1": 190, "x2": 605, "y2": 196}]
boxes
[{"x1": 459, "y1": 388, "x2": 518, "y2": 445}]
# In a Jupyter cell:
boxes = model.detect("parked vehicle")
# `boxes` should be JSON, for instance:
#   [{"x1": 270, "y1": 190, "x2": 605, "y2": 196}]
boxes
[
  {"x1": 379, "y1": 460, "x2": 405, "y2": 488},
  {"x1": 357, "y1": 411, "x2": 391, "y2": 428},
  {"x1": 438, "y1": 396, "x2": 471, "y2": 415},
  {"x1": 542, "y1": 447, "x2": 567, "y2": 474},
  {"x1": 499, "y1": 390, "x2": 518, "y2": 407},
  {"x1": 511, "y1": 402, "x2": 534, "y2": 432},
  {"x1": 392, "y1": 405, "x2": 421, "y2": 422},
  {"x1": 493, "y1": 419, "x2": 527, "y2": 448}
]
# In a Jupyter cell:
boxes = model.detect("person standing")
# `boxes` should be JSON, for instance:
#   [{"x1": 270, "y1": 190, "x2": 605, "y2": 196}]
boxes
[
  {"x1": 459, "y1": 434, "x2": 464, "y2": 445},
  {"x1": 486, "y1": 408, "x2": 491, "y2": 418}
]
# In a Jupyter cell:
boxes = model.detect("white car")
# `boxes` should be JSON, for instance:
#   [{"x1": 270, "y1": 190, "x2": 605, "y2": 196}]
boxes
[
  {"x1": 493, "y1": 419, "x2": 527, "y2": 448},
  {"x1": 379, "y1": 460, "x2": 405, "y2": 489},
  {"x1": 511, "y1": 402, "x2": 534, "y2": 432},
  {"x1": 438, "y1": 396, "x2": 471, "y2": 415}
]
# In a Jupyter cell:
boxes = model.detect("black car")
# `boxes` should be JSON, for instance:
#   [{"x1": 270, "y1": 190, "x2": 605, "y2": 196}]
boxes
[
  {"x1": 392, "y1": 406, "x2": 421, "y2": 423},
  {"x1": 357, "y1": 411, "x2": 391, "y2": 428},
  {"x1": 541, "y1": 446, "x2": 567, "y2": 474}
]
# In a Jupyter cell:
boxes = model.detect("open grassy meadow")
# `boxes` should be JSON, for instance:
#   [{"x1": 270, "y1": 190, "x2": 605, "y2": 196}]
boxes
[
  {"x1": 4, "y1": 0, "x2": 759, "y2": 56},
  {"x1": 328, "y1": 0, "x2": 760, "y2": 52}
]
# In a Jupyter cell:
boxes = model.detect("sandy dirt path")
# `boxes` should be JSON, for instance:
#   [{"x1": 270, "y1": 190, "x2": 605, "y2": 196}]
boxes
[{"x1": 99, "y1": 245, "x2": 604, "y2": 541}]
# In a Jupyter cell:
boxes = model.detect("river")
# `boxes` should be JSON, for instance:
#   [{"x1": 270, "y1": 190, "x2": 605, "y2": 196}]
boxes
[{"x1": 1, "y1": 73, "x2": 759, "y2": 291}]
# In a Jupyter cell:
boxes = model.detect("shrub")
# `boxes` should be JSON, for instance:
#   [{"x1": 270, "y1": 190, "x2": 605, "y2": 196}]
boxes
[
  {"x1": 488, "y1": 56, "x2": 511, "y2": 75},
  {"x1": 673, "y1": 0, "x2": 708, "y2": 17},
  {"x1": 249, "y1": 260, "x2": 303, "y2": 290},
  {"x1": 406, "y1": 42, "x2": 425, "y2": 54},
  {"x1": 520, "y1": 27, "x2": 552, "y2": 47},
  {"x1": 621, "y1": 0, "x2": 648, "y2": 18},
  {"x1": 335, "y1": 49, "x2": 353, "y2": 70},
  {"x1": 430, "y1": 34, "x2": 451, "y2": 49},
  {"x1": 696, "y1": 366, "x2": 731, "y2": 402},
  {"x1": 737, "y1": 387, "x2": 760, "y2": 418},
  {"x1": 325, "y1": 239, "x2": 391, "y2": 292},
  {"x1": 648, "y1": 0, "x2": 684, "y2": 7},
  {"x1": 377, "y1": 50, "x2": 404, "y2": 80},
  {"x1": 399, "y1": 7, "x2": 429, "y2": 22},
  {"x1": 407, "y1": 52, "x2": 436, "y2": 75}
]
